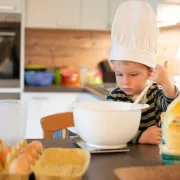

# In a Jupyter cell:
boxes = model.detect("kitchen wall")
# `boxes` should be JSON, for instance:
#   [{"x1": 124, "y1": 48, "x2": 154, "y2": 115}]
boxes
[
  {"x1": 25, "y1": 28, "x2": 111, "y2": 71},
  {"x1": 25, "y1": 26, "x2": 180, "y2": 75},
  {"x1": 157, "y1": 25, "x2": 180, "y2": 76}
]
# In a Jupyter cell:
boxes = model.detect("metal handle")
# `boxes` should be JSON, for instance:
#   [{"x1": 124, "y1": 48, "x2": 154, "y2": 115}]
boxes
[
  {"x1": 0, "y1": 32, "x2": 16, "y2": 36},
  {"x1": 0, "y1": 6, "x2": 16, "y2": 10},
  {"x1": 32, "y1": 96, "x2": 49, "y2": 101}
]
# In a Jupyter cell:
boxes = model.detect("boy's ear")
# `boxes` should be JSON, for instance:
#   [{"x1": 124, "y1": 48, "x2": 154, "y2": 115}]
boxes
[{"x1": 148, "y1": 68, "x2": 153, "y2": 79}]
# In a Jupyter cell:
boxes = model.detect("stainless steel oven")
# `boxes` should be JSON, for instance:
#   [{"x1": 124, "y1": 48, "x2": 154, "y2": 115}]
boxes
[{"x1": 0, "y1": 13, "x2": 21, "y2": 88}]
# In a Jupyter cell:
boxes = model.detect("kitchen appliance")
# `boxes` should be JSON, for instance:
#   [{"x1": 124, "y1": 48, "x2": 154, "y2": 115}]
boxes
[
  {"x1": 98, "y1": 60, "x2": 116, "y2": 83},
  {"x1": 0, "y1": 13, "x2": 21, "y2": 87},
  {"x1": 72, "y1": 101, "x2": 149, "y2": 149}
]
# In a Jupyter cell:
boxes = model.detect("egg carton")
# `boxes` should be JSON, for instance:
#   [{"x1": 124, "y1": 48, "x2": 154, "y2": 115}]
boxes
[
  {"x1": 0, "y1": 139, "x2": 43, "y2": 174},
  {"x1": 0, "y1": 139, "x2": 28, "y2": 172},
  {"x1": 0, "y1": 140, "x2": 90, "y2": 180},
  {"x1": 31, "y1": 148, "x2": 90, "y2": 179}
]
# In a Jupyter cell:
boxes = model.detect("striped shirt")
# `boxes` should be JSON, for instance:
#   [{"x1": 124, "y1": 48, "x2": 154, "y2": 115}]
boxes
[{"x1": 106, "y1": 83, "x2": 177, "y2": 144}]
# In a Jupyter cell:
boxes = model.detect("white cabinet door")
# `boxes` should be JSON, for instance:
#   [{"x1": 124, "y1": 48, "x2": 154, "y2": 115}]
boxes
[
  {"x1": 0, "y1": 0, "x2": 22, "y2": 13},
  {"x1": 22, "y1": 92, "x2": 101, "y2": 138},
  {"x1": 81, "y1": 0, "x2": 108, "y2": 30},
  {"x1": 22, "y1": 92, "x2": 81, "y2": 138},
  {"x1": 25, "y1": 0, "x2": 80, "y2": 29}
]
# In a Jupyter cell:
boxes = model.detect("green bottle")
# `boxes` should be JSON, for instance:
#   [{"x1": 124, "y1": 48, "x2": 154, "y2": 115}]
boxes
[{"x1": 54, "y1": 69, "x2": 62, "y2": 85}]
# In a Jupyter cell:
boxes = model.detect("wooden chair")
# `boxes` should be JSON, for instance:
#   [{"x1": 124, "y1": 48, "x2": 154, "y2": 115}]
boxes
[{"x1": 41, "y1": 112, "x2": 74, "y2": 139}]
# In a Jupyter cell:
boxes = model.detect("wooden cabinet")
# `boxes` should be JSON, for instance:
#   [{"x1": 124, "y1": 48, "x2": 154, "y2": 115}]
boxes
[
  {"x1": 80, "y1": 0, "x2": 108, "y2": 30},
  {"x1": 0, "y1": 0, "x2": 22, "y2": 13},
  {"x1": 25, "y1": 0, "x2": 81, "y2": 29}
]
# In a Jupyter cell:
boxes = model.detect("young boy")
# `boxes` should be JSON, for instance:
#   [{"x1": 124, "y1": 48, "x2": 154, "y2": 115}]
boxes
[{"x1": 107, "y1": 0, "x2": 179, "y2": 145}]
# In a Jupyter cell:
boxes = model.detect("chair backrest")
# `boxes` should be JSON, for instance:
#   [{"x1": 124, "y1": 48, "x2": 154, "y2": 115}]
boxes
[{"x1": 41, "y1": 112, "x2": 74, "y2": 139}]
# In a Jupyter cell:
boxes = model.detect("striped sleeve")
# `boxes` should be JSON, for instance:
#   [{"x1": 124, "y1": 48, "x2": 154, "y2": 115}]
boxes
[
  {"x1": 106, "y1": 87, "x2": 121, "y2": 101},
  {"x1": 156, "y1": 86, "x2": 178, "y2": 111},
  {"x1": 106, "y1": 93, "x2": 116, "y2": 101}
]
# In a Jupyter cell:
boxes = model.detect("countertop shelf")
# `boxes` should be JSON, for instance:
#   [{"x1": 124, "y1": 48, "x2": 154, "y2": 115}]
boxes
[{"x1": 24, "y1": 83, "x2": 117, "y2": 100}]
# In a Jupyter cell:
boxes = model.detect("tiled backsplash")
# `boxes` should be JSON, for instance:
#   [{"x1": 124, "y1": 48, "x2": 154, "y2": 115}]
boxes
[{"x1": 25, "y1": 27, "x2": 180, "y2": 75}]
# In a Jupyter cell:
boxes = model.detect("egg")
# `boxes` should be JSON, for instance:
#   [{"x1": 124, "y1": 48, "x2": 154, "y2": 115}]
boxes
[
  {"x1": 9, "y1": 156, "x2": 30, "y2": 174},
  {"x1": 0, "y1": 146, "x2": 12, "y2": 167},
  {"x1": 18, "y1": 153, "x2": 34, "y2": 165},
  {"x1": 0, "y1": 139, "x2": 4, "y2": 150},
  {"x1": 21, "y1": 145, "x2": 38, "y2": 160},
  {"x1": 29, "y1": 141, "x2": 43, "y2": 154},
  {"x1": 0, "y1": 162, "x2": 3, "y2": 171}
]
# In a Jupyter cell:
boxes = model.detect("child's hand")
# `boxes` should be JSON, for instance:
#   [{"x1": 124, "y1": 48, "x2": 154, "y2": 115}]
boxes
[
  {"x1": 151, "y1": 61, "x2": 177, "y2": 98},
  {"x1": 139, "y1": 125, "x2": 161, "y2": 145},
  {"x1": 151, "y1": 61, "x2": 170, "y2": 87}
]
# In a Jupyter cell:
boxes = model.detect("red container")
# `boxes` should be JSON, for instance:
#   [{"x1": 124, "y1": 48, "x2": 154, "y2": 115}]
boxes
[{"x1": 61, "y1": 69, "x2": 80, "y2": 85}]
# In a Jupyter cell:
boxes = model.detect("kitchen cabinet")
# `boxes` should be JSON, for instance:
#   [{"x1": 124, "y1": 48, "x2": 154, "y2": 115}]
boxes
[
  {"x1": 80, "y1": 0, "x2": 109, "y2": 30},
  {"x1": 22, "y1": 92, "x2": 100, "y2": 138},
  {"x1": 25, "y1": 0, "x2": 81, "y2": 29},
  {"x1": 22, "y1": 92, "x2": 79, "y2": 138},
  {"x1": 26, "y1": 0, "x2": 108, "y2": 30},
  {"x1": 0, "y1": 0, "x2": 22, "y2": 13},
  {"x1": 25, "y1": 0, "x2": 157, "y2": 30}
]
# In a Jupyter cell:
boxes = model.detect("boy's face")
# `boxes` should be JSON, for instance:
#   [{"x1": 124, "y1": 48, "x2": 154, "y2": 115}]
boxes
[{"x1": 112, "y1": 61, "x2": 152, "y2": 99}]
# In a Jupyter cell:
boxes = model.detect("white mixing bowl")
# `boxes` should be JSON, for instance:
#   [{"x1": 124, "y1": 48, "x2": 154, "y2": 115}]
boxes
[{"x1": 72, "y1": 101, "x2": 149, "y2": 149}]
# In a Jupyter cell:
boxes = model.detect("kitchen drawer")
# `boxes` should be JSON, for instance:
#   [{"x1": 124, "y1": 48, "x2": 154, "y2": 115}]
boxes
[
  {"x1": 0, "y1": 93, "x2": 20, "y2": 99},
  {"x1": 0, "y1": 0, "x2": 22, "y2": 13}
]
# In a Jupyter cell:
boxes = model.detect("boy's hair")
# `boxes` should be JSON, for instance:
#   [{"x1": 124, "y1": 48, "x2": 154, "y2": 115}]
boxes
[{"x1": 111, "y1": 60, "x2": 152, "y2": 70}]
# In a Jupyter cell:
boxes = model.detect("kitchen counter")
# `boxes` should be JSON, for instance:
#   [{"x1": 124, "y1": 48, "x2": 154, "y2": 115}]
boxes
[{"x1": 24, "y1": 83, "x2": 117, "y2": 100}]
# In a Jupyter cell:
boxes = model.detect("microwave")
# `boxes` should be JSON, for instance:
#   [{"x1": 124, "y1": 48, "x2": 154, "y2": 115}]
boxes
[{"x1": 0, "y1": 13, "x2": 21, "y2": 88}]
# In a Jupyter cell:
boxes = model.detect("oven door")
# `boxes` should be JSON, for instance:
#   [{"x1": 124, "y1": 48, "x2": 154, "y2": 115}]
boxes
[{"x1": 0, "y1": 13, "x2": 21, "y2": 88}]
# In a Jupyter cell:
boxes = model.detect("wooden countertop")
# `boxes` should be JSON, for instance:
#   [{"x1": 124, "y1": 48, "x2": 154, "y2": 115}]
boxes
[
  {"x1": 24, "y1": 85, "x2": 84, "y2": 93},
  {"x1": 27, "y1": 139, "x2": 162, "y2": 180}
]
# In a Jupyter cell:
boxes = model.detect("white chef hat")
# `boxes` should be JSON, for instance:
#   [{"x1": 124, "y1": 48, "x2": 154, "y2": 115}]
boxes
[{"x1": 109, "y1": 0, "x2": 159, "y2": 68}]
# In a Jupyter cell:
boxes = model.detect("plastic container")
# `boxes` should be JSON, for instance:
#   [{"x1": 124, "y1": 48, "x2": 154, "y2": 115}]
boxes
[
  {"x1": 25, "y1": 71, "x2": 55, "y2": 86},
  {"x1": 61, "y1": 68, "x2": 80, "y2": 85},
  {"x1": 54, "y1": 69, "x2": 62, "y2": 85},
  {"x1": 0, "y1": 100, "x2": 28, "y2": 146},
  {"x1": 160, "y1": 95, "x2": 180, "y2": 165},
  {"x1": 79, "y1": 65, "x2": 87, "y2": 87}
]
